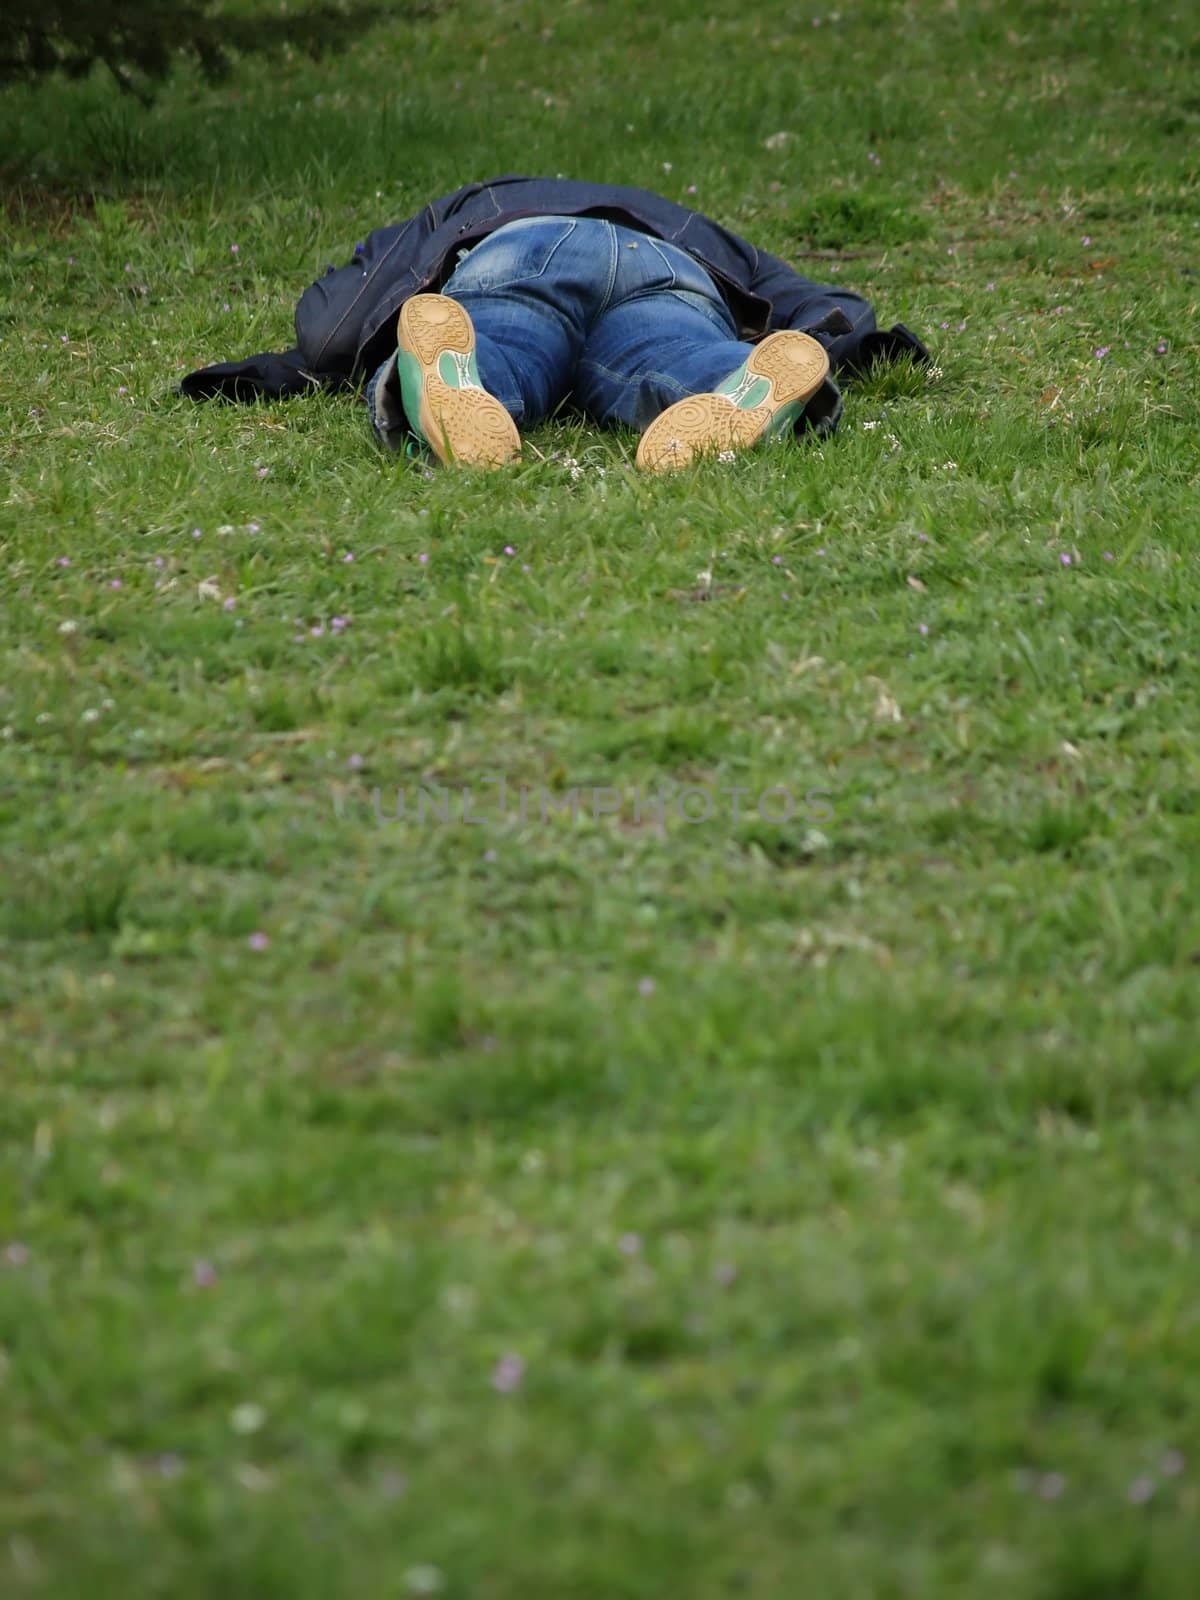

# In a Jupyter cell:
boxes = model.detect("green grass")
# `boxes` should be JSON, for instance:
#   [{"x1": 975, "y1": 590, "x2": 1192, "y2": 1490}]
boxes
[{"x1": 2, "y1": 1, "x2": 1200, "y2": 1594}]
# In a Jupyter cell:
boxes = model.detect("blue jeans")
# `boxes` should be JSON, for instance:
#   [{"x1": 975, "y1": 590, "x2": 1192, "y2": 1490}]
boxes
[{"x1": 368, "y1": 216, "x2": 755, "y2": 444}]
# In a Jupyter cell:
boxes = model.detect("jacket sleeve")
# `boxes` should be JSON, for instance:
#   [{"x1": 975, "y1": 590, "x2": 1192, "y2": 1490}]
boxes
[
  {"x1": 749, "y1": 245, "x2": 929, "y2": 374},
  {"x1": 179, "y1": 348, "x2": 325, "y2": 402}
]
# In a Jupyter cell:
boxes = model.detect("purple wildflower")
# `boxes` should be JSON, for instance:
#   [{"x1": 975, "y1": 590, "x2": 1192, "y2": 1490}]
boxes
[
  {"x1": 192, "y1": 1259, "x2": 218, "y2": 1287},
  {"x1": 772, "y1": 554, "x2": 783, "y2": 565},
  {"x1": 1060, "y1": 553, "x2": 1072, "y2": 566},
  {"x1": 347, "y1": 753, "x2": 364, "y2": 771},
  {"x1": 503, "y1": 544, "x2": 516, "y2": 557},
  {"x1": 491, "y1": 1353, "x2": 524, "y2": 1393},
  {"x1": 247, "y1": 522, "x2": 261, "y2": 534},
  {"x1": 637, "y1": 976, "x2": 656, "y2": 996},
  {"x1": 918, "y1": 622, "x2": 929, "y2": 636},
  {"x1": 256, "y1": 467, "x2": 270, "y2": 478},
  {"x1": 618, "y1": 1232, "x2": 642, "y2": 1257},
  {"x1": 56, "y1": 556, "x2": 71, "y2": 567},
  {"x1": 222, "y1": 597, "x2": 236, "y2": 612},
  {"x1": 230, "y1": 244, "x2": 240, "y2": 254},
  {"x1": 1094, "y1": 346, "x2": 1110, "y2": 360},
  {"x1": 247, "y1": 931, "x2": 270, "y2": 952},
  {"x1": 417, "y1": 552, "x2": 429, "y2": 565},
  {"x1": 109, "y1": 578, "x2": 123, "y2": 589}
]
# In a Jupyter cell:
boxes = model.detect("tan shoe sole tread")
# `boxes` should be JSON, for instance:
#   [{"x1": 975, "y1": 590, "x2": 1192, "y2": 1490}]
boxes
[
  {"x1": 397, "y1": 294, "x2": 520, "y2": 468},
  {"x1": 636, "y1": 331, "x2": 829, "y2": 472},
  {"x1": 421, "y1": 376, "x2": 522, "y2": 467},
  {"x1": 399, "y1": 294, "x2": 475, "y2": 366}
]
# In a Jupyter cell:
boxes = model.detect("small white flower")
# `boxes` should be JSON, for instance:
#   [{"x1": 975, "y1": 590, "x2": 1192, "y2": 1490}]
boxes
[
  {"x1": 861, "y1": 419, "x2": 880, "y2": 431},
  {"x1": 717, "y1": 450, "x2": 737, "y2": 463},
  {"x1": 36, "y1": 712, "x2": 52, "y2": 724},
  {"x1": 58, "y1": 620, "x2": 78, "y2": 635},
  {"x1": 197, "y1": 577, "x2": 223, "y2": 601},
  {"x1": 885, "y1": 433, "x2": 902, "y2": 451},
  {"x1": 217, "y1": 524, "x2": 234, "y2": 535},
  {"x1": 405, "y1": 1567, "x2": 445, "y2": 1596},
  {"x1": 940, "y1": 460, "x2": 958, "y2": 471},
  {"x1": 764, "y1": 131, "x2": 793, "y2": 151},
  {"x1": 230, "y1": 1403, "x2": 266, "y2": 1435},
  {"x1": 870, "y1": 682, "x2": 902, "y2": 723},
  {"x1": 81, "y1": 708, "x2": 100, "y2": 723},
  {"x1": 101, "y1": 698, "x2": 115, "y2": 710},
  {"x1": 925, "y1": 364, "x2": 944, "y2": 382}
]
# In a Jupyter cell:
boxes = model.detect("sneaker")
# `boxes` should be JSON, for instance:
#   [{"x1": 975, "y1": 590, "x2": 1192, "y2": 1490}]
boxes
[
  {"x1": 635, "y1": 331, "x2": 830, "y2": 472},
  {"x1": 395, "y1": 294, "x2": 521, "y2": 468}
]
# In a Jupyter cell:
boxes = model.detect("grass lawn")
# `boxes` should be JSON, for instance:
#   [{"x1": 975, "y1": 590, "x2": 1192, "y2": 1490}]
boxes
[{"x1": 2, "y1": 0, "x2": 1199, "y2": 1593}]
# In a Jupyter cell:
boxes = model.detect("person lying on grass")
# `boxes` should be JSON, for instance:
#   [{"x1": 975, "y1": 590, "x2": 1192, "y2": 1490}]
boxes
[{"x1": 184, "y1": 174, "x2": 928, "y2": 471}]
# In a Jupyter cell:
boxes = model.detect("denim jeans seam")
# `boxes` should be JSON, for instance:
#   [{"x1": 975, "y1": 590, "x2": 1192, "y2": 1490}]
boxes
[
  {"x1": 577, "y1": 354, "x2": 691, "y2": 403},
  {"x1": 593, "y1": 222, "x2": 621, "y2": 322},
  {"x1": 448, "y1": 219, "x2": 579, "y2": 294},
  {"x1": 641, "y1": 238, "x2": 679, "y2": 292}
]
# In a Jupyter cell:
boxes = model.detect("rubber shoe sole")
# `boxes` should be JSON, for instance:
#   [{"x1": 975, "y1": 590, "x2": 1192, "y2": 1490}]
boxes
[
  {"x1": 396, "y1": 294, "x2": 521, "y2": 468},
  {"x1": 635, "y1": 331, "x2": 830, "y2": 472}
]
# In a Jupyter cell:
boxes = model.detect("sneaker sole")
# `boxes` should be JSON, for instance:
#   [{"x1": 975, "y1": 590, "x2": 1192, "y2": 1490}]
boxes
[
  {"x1": 396, "y1": 294, "x2": 521, "y2": 468},
  {"x1": 635, "y1": 331, "x2": 830, "y2": 472}
]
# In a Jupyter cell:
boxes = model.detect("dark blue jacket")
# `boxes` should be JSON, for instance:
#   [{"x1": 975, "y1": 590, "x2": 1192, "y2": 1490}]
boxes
[{"x1": 182, "y1": 175, "x2": 928, "y2": 432}]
